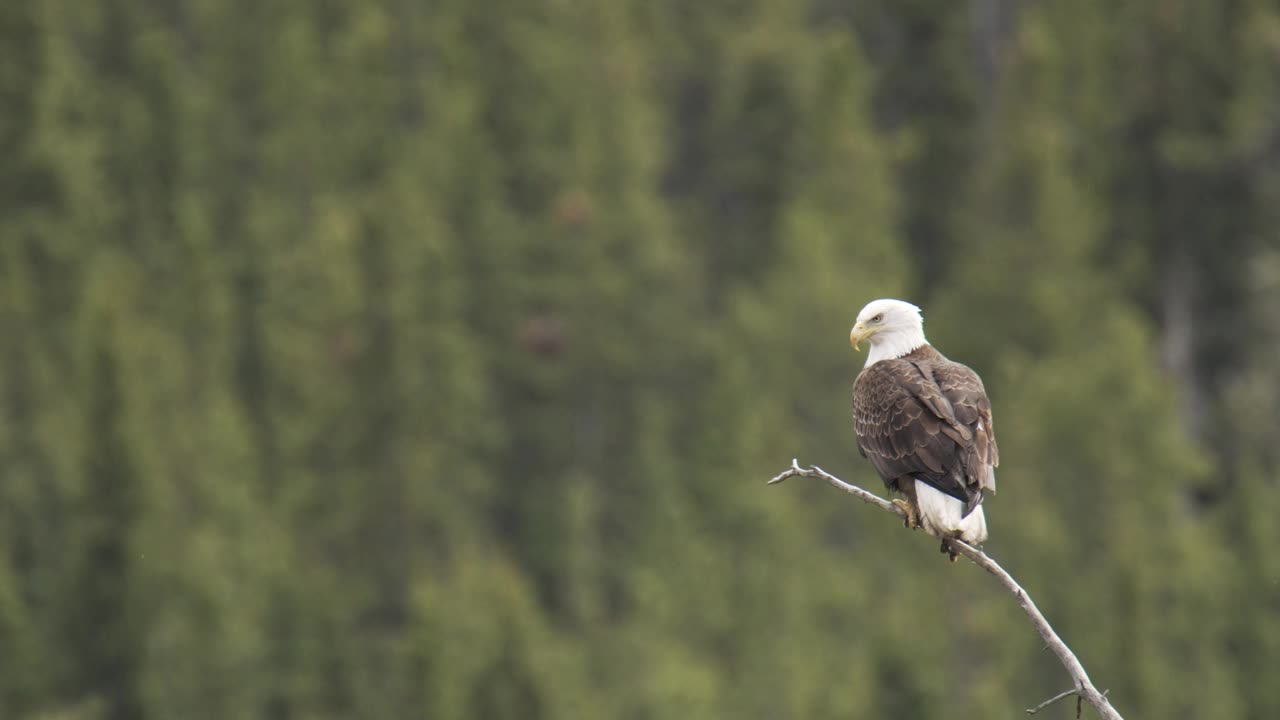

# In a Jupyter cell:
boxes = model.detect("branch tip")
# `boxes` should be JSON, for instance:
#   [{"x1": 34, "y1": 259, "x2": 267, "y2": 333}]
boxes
[{"x1": 1026, "y1": 688, "x2": 1077, "y2": 715}]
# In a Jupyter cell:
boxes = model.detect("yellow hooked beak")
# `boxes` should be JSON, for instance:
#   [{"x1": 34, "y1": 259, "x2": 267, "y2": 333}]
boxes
[{"x1": 849, "y1": 322, "x2": 870, "y2": 351}]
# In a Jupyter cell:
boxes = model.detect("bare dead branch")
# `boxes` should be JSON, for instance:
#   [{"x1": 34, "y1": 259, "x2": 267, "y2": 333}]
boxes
[
  {"x1": 769, "y1": 461, "x2": 1125, "y2": 720},
  {"x1": 768, "y1": 459, "x2": 903, "y2": 516},
  {"x1": 1026, "y1": 688, "x2": 1077, "y2": 715}
]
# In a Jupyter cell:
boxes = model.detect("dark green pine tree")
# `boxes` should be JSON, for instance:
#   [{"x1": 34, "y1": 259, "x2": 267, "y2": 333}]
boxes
[{"x1": 66, "y1": 329, "x2": 144, "y2": 720}]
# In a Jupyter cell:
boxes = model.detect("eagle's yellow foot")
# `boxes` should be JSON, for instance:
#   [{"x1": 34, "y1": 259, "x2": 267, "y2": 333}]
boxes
[{"x1": 892, "y1": 499, "x2": 920, "y2": 530}]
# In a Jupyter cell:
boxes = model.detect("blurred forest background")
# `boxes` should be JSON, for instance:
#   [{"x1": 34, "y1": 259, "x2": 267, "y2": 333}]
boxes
[{"x1": 3, "y1": 1, "x2": 1280, "y2": 719}]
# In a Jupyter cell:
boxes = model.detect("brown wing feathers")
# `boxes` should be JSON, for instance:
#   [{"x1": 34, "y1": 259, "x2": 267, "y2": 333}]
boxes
[
  {"x1": 931, "y1": 359, "x2": 998, "y2": 493},
  {"x1": 852, "y1": 346, "x2": 997, "y2": 514}
]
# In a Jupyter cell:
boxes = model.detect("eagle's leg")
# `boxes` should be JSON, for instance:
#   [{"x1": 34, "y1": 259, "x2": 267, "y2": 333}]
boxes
[
  {"x1": 891, "y1": 479, "x2": 921, "y2": 530},
  {"x1": 891, "y1": 498, "x2": 920, "y2": 530}
]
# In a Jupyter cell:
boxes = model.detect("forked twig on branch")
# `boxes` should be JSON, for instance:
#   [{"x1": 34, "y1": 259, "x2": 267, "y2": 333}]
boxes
[{"x1": 768, "y1": 459, "x2": 1124, "y2": 720}]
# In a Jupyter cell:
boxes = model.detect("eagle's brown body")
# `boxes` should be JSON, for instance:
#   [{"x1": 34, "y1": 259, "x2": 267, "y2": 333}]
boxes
[{"x1": 852, "y1": 344, "x2": 998, "y2": 535}]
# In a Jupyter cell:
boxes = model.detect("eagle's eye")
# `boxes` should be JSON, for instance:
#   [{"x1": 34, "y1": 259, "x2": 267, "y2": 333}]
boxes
[{"x1": 872, "y1": 313, "x2": 883, "y2": 323}]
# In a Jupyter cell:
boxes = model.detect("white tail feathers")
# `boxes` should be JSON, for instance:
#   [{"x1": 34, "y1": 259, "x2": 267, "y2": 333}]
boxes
[{"x1": 915, "y1": 480, "x2": 988, "y2": 545}]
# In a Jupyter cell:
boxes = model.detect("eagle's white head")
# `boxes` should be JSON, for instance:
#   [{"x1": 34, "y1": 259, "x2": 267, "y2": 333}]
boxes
[{"x1": 850, "y1": 298, "x2": 928, "y2": 366}]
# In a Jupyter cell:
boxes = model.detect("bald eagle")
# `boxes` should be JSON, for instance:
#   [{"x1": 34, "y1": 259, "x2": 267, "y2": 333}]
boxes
[{"x1": 849, "y1": 299, "x2": 998, "y2": 558}]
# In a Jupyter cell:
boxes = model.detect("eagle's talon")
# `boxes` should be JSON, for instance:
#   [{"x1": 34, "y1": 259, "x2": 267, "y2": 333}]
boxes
[
  {"x1": 942, "y1": 539, "x2": 960, "y2": 562},
  {"x1": 891, "y1": 499, "x2": 920, "y2": 530}
]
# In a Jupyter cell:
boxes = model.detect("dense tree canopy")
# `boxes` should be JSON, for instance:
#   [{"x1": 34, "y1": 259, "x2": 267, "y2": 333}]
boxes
[{"x1": 2, "y1": 1, "x2": 1279, "y2": 718}]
